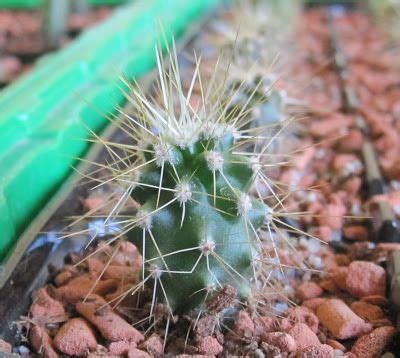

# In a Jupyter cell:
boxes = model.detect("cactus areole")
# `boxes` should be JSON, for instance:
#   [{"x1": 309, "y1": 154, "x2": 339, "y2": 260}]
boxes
[{"x1": 128, "y1": 130, "x2": 269, "y2": 312}]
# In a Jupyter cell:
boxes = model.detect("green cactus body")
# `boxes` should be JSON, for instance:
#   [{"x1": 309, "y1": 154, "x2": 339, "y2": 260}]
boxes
[{"x1": 127, "y1": 129, "x2": 269, "y2": 312}]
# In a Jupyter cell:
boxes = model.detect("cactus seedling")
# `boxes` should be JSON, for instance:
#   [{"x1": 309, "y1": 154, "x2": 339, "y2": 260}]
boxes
[{"x1": 82, "y1": 44, "x2": 290, "y2": 315}]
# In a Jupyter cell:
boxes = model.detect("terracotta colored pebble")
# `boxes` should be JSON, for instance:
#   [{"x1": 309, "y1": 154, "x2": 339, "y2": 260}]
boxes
[
  {"x1": 370, "y1": 318, "x2": 393, "y2": 328},
  {"x1": 335, "y1": 254, "x2": 350, "y2": 266},
  {"x1": 337, "y1": 129, "x2": 364, "y2": 152},
  {"x1": 288, "y1": 323, "x2": 320, "y2": 351},
  {"x1": 82, "y1": 196, "x2": 104, "y2": 212},
  {"x1": 317, "y1": 204, "x2": 346, "y2": 231},
  {"x1": 30, "y1": 288, "x2": 66, "y2": 320},
  {"x1": 296, "y1": 282, "x2": 323, "y2": 301},
  {"x1": 302, "y1": 298, "x2": 327, "y2": 312},
  {"x1": 254, "y1": 315, "x2": 275, "y2": 336},
  {"x1": 196, "y1": 336, "x2": 223, "y2": 356},
  {"x1": 112, "y1": 241, "x2": 142, "y2": 269},
  {"x1": 128, "y1": 347, "x2": 151, "y2": 358},
  {"x1": 286, "y1": 306, "x2": 319, "y2": 333},
  {"x1": 108, "y1": 341, "x2": 133, "y2": 355},
  {"x1": 104, "y1": 265, "x2": 138, "y2": 282},
  {"x1": 53, "y1": 318, "x2": 97, "y2": 356},
  {"x1": 360, "y1": 295, "x2": 389, "y2": 307},
  {"x1": 326, "y1": 338, "x2": 346, "y2": 352},
  {"x1": 56, "y1": 275, "x2": 119, "y2": 304},
  {"x1": 0, "y1": 339, "x2": 11, "y2": 353},
  {"x1": 29, "y1": 325, "x2": 59, "y2": 358},
  {"x1": 343, "y1": 225, "x2": 369, "y2": 241},
  {"x1": 309, "y1": 114, "x2": 354, "y2": 138},
  {"x1": 76, "y1": 294, "x2": 144, "y2": 343},
  {"x1": 296, "y1": 344, "x2": 334, "y2": 358},
  {"x1": 233, "y1": 310, "x2": 255, "y2": 339},
  {"x1": 376, "y1": 243, "x2": 400, "y2": 253},
  {"x1": 140, "y1": 333, "x2": 163, "y2": 355},
  {"x1": 350, "y1": 301, "x2": 385, "y2": 322},
  {"x1": 351, "y1": 326, "x2": 396, "y2": 358},
  {"x1": 262, "y1": 332, "x2": 297, "y2": 353},
  {"x1": 345, "y1": 261, "x2": 386, "y2": 298},
  {"x1": 0, "y1": 56, "x2": 21, "y2": 82},
  {"x1": 319, "y1": 278, "x2": 339, "y2": 293},
  {"x1": 330, "y1": 266, "x2": 348, "y2": 291},
  {"x1": 316, "y1": 299, "x2": 372, "y2": 339},
  {"x1": 54, "y1": 270, "x2": 74, "y2": 287}
]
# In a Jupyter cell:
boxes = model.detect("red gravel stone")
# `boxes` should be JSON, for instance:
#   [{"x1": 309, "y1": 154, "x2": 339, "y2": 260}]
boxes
[
  {"x1": 316, "y1": 299, "x2": 372, "y2": 339},
  {"x1": 108, "y1": 341, "x2": 133, "y2": 355},
  {"x1": 76, "y1": 294, "x2": 144, "y2": 343},
  {"x1": 319, "y1": 278, "x2": 339, "y2": 293},
  {"x1": 296, "y1": 282, "x2": 323, "y2": 301},
  {"x1": 343, "y1": 225, "x2": 369, "y2": 241},
  {"x1": 262, "y1": 332, "x2": 297, "y2": 353},
  {"x1": 254, "y1": 315, "x2": 275, "y2": 336},
  {"x1": 56, "y1": 275, "x2": 119, "y2": 304},
  {"x1": 288, "y1": 323, "x2": 320, "y2": 351},
  {"x1": 127, "y1": 347, "x2": 151, "y2": 358},
  {"x1": 326, "y1": 338, "x2": 346, "y2": 352},
  {"x1": 141, "y1": 333, "x2": 163, "y2": 355},
  {"x1": 30, "y1": 287, "x2": 66, "y2": 320},
  {"x1": 29, "y1": 325, "x2": 58, "y2": 358},
  {"x1": 330, "y1": 266, "x2": 348, "y2": 291},
  {"x1": 350, "y1": 301, "x2": 385, "y2": 322},
  {"x1": 351, "y1": 326, "x2": 396, "y2": 357},
  {"x1": 360, "y1": 295, "x2": 389, "y2": 307},
  {"x1": 196, "y1": 336, "x2": 223, "y2": 356},
  {"x1": 233, "y1": 310, "x2": 255, "y2": 339},
  {"x1": 345, "y1": 261, "x2": 386, "y2": 297},
  {"x1": 286, "y1": 306, "x2": 319, "y2": 333},
  {"x1": 0, "y1": 339, "x2": 11, "y2": 353},
  {"x1": 302, "y1": 298, "x2": 327, "y2": 312},
  {"x1": 53, "y1": 318, "x2": 97, "y2": 356},
  {"x1": 296, "y1": 344, "x2": 334, "y2": 358}
]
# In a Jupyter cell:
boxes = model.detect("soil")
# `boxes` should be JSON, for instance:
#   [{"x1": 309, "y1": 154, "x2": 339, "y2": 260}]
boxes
[
  {"x1": 0, "y1": 7, "x2": 112, "y2": 86},
  {"x1": 1, "y1": 5, "x2": 400, "y2": 358}
]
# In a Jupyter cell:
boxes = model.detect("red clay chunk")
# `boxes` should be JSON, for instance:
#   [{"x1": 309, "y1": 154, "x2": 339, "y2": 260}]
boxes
[
  {"x1": 196, "y1": 336, "x2": 223, "y2": 356},
  {"x1": 288, "y1": 323, "x2": 320, "y2": 351},
  {"x1": 29, "y1": 325, "x2": 59, "y2": 358},
  {"x1": 0, "y1": 339, "x2": 11, "y2": 353},
  {"x1": 330, "y1": 266, "x2": 348, "y2": 291},
  {"x1": 53, "y1": 318, "x2": 97, "y2": 356},
  {"x1": 296, "y1": 282, "x2": 323, "y2": 301},
  {"x1": 343, "y1": 225, "x2": 369, "y2": 241},
  {"x1": 262, "y1": 332, "x2": 297, "y2": 353},
  {"x1": 127, "y1": 347, "x2": 151, "y2": 358},
  {"x1": 30, "y1": 287, "x2": 66, "y2": 320},
  {"x1": 140, "y1": 333, "x2": 163, "y2": 355},
  {"x1": 233, "y1": 310, "x2": 255, "y2": 339},
  {"x1": 296, "y1": 344, "x2": 334, "y2": 358},
  {"x1": 108, "y1": 341, "x2": 132, "y2": 355},
  {"x1": 316, "y1": 299, "x2": 372, "y2": 339},
  {"x1": 302, "y1": 298, "x2": 327, "y2": 312},
  {"x1": 345, "y1": 261, "x2": 386, "y2": 297},
  {"x1": 350, "y1": 301, "x2": 385, "y2": 322},
  {"x1": 351, "y1": 326, "x2": 396, "y2": 358},
  {"x1": 286, "y1": 306, "x2": 319, "y2": 333},
  {"x1": 56, "y1": 275, "x2": 119, "y2": 304},
  {"x1": 76, "y1": 294, "x2": 144, "y2": 343}
]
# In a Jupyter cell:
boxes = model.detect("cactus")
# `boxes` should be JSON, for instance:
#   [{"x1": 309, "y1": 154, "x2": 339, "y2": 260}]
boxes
[{"x1": 83, "y1": 44, "x2": 287, "y2": 315}]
